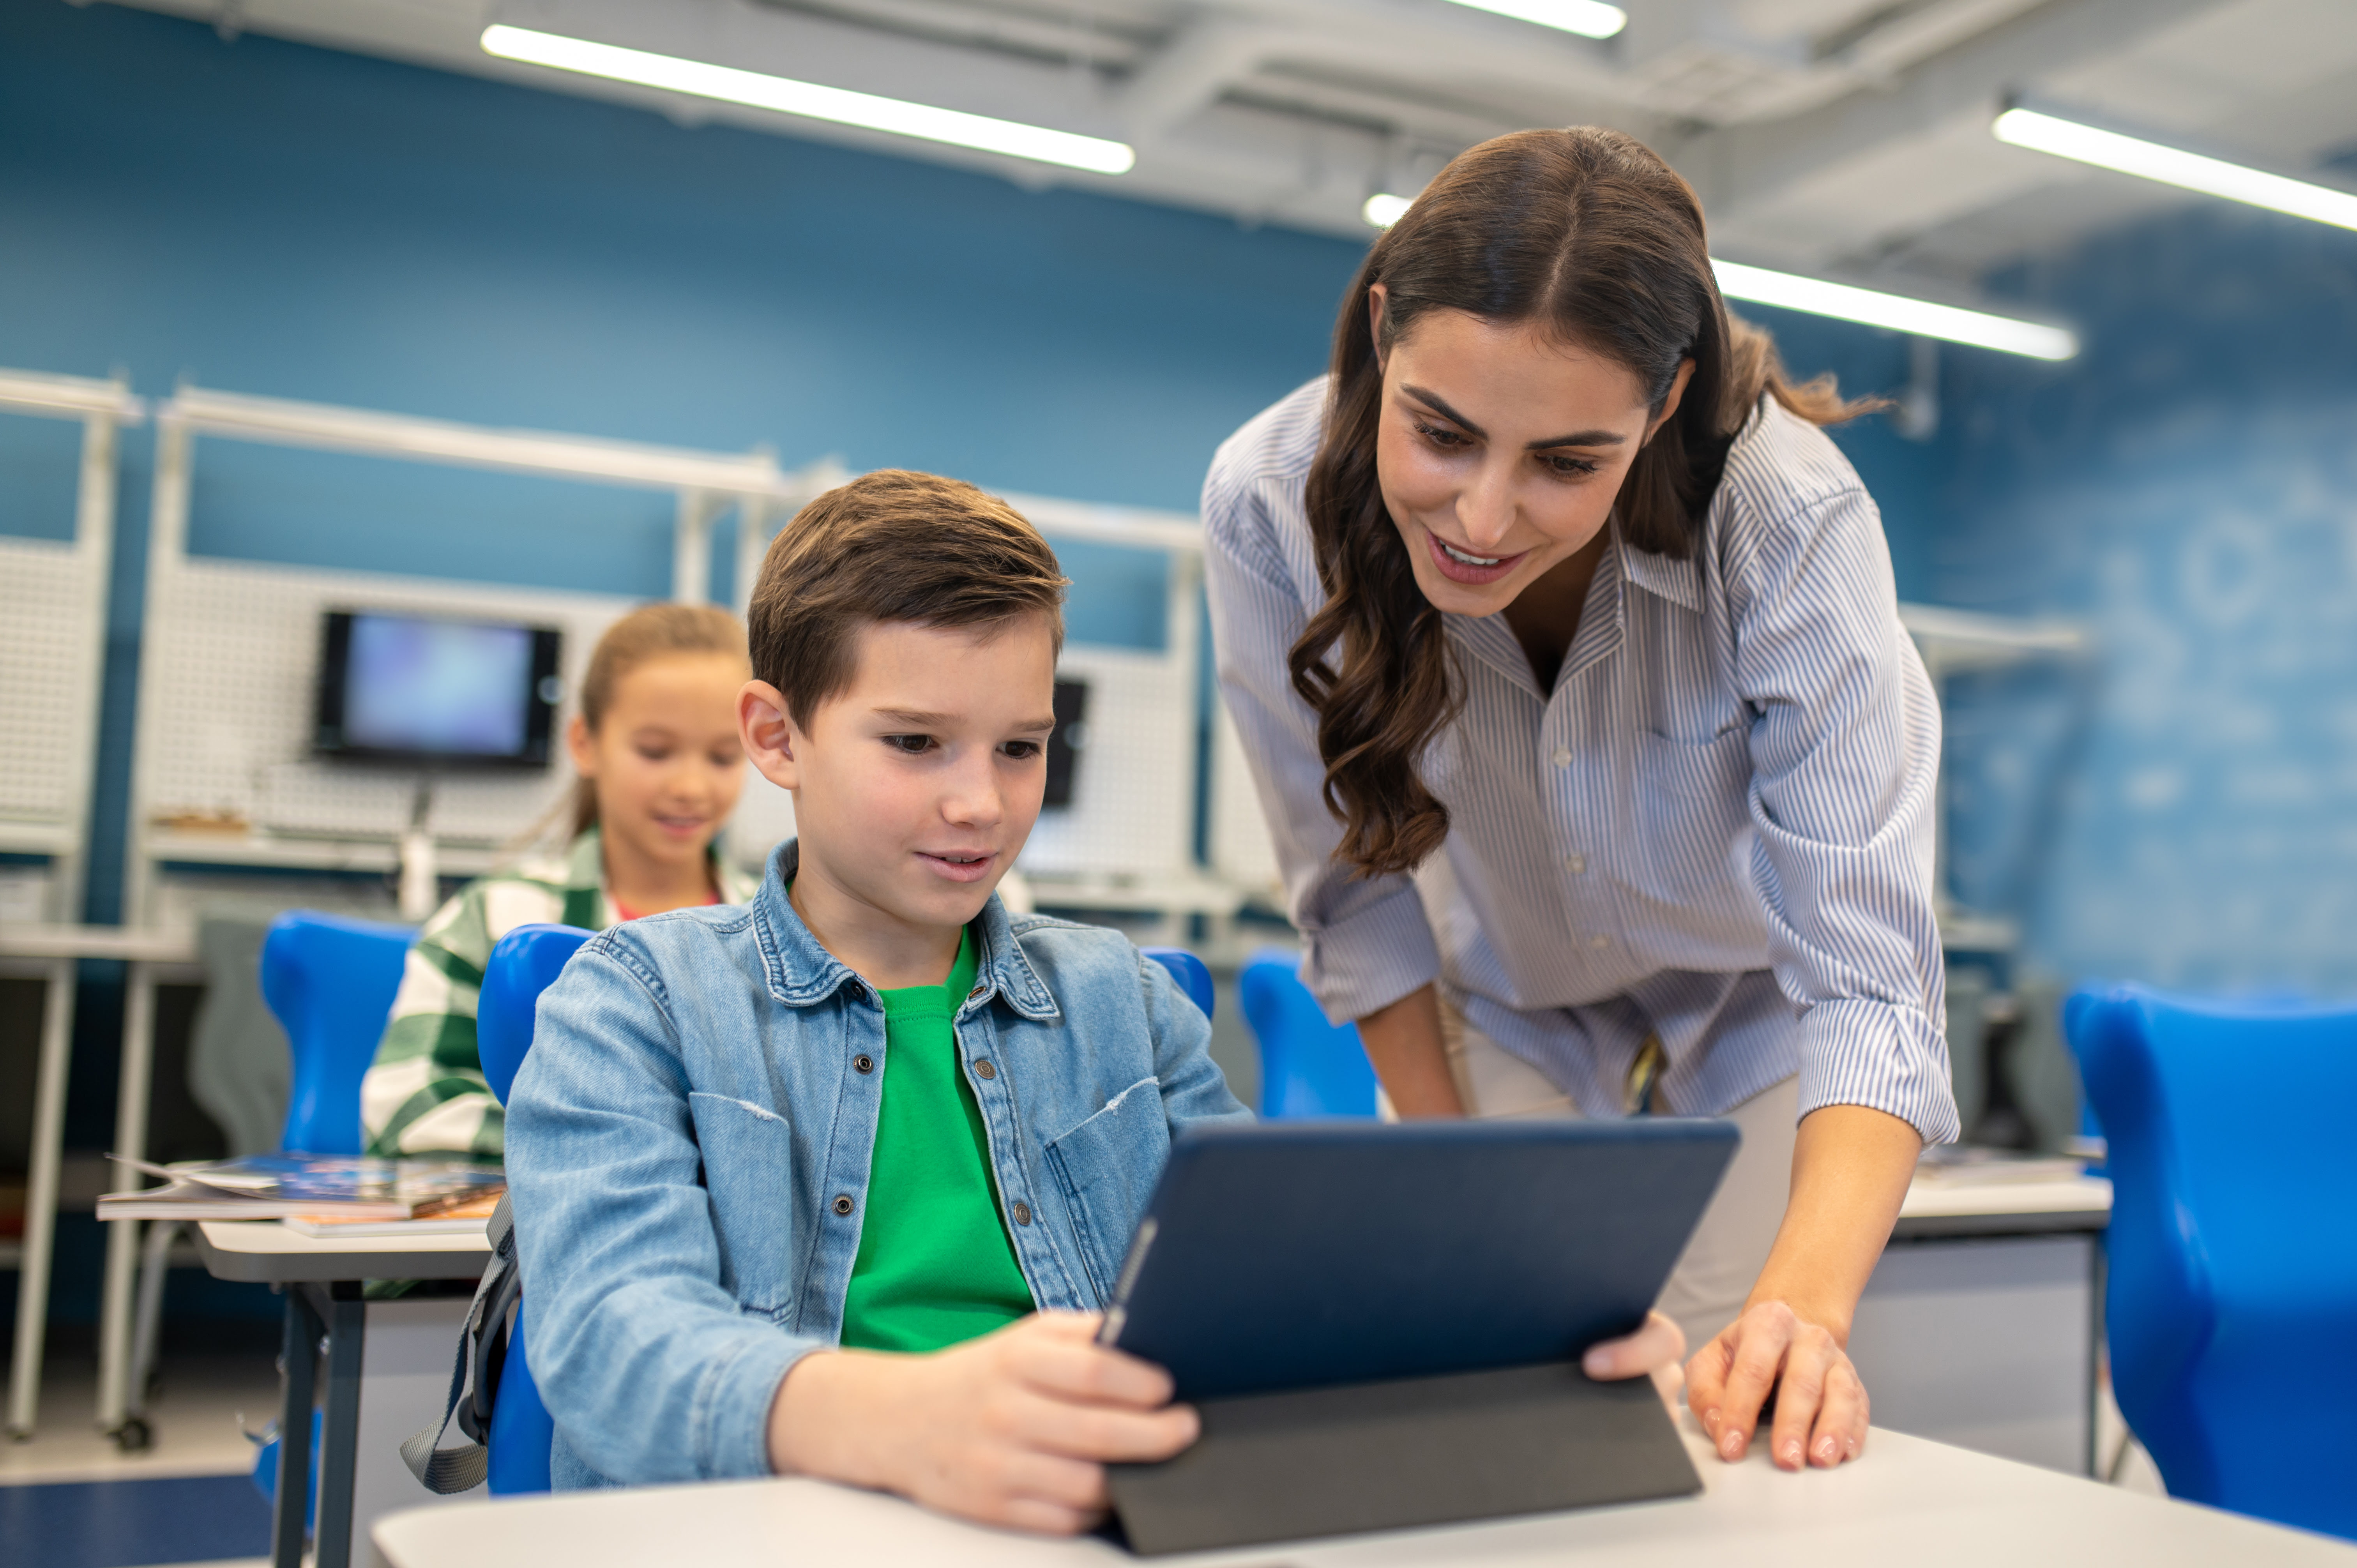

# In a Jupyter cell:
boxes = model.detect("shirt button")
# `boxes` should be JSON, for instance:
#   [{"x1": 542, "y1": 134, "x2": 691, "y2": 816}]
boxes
[
  {"x1": 1010, "y1": 1201, "x2": 1032, "y2": 1226},
  {"x1": 968, "y1": 984, "x2": 988, "y2": 1001},
  {"x1": 1564, "y1": 854, "x2": 1586, "y2": 874},
  {"x1": 853, "y1": 1054, "x2": 875, "y2": 1074},
  {"x1": 1589, "y1": 934, "x2": 1610, "y2": 950},
  {"x1": 1551, "y1": 747, "x2": 1572, "y2": 768},
  {"x1": 973, "y1": 1059, "x2": 997, "y2": 1080},
  {"x1": 832, "y1": 1195, "x2": 855, "y2": 1217}
]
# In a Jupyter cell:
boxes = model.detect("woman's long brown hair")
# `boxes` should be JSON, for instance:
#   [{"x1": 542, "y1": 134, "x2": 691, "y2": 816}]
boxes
[{"x1": 1291, "y1": 126, "x2": 1875, "y2": 879}]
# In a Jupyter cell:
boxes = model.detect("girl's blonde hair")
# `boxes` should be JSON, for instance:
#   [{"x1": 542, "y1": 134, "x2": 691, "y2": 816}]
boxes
[{"x1": 567, "y1": 602, "x2": 749, "y2": 836}]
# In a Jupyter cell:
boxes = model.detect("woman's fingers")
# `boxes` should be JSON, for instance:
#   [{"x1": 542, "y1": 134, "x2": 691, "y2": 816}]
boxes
[
  {"x1": 1581, "y1": 1310, "x2": 1686, "y2": 1382},
  {"x1": 1691, "y1": 1303, "x2": 1798, "y2": 1461},
  {"x1": 1809, "y1": 1359, "x2": 1869, "y2": 1467},
  {"x1": 1685, "y1": 1302, "x2": 1874, "y2": 1471}
]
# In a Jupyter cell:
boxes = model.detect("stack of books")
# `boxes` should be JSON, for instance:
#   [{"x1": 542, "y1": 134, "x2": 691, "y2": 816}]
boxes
[{"x1": 97, "y1": 1154, "x2": 505, "y2": 1236}]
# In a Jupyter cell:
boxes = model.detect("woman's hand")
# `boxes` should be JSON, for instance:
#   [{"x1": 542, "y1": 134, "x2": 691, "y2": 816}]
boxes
[
  {"x1": 768, "y1": 1312, "x2": 1198, "y2": 1534},
  {"x1": 1581, "y1": 1309, "x2": 1686, "y2": 1411},
  {"x1": 1684, "y1": 1300, "x2": 1868, "y2": 1469}
]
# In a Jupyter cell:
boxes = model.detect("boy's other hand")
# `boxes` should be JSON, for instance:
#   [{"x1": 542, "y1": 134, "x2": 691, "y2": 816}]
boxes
[
  {"x1": 1580, "y1": 1309, "x2": 1687, "y2": 1411},
  {"x1": 767, "y1": 1312, "x2": 1198, "y2": 1534}
]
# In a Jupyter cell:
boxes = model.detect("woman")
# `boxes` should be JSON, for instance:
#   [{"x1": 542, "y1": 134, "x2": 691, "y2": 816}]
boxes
[{"x1": 1206, "y1": 127, "x2": 1956, "y2": 1472}]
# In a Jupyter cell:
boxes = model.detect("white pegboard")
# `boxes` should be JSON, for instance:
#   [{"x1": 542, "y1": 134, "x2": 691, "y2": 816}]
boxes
[
  {"x1": 1208, "y1": 697, "x2": 1285, "y2": 902},
  {"x1": 1019, "y1": 644, "x2": 1194, "y2": 880},
  {"x1": 139, "y1": 558, "x2": 636, "y2": 846},
  {"x1": 0, "y1": 537, "x2": 100, "y2": 825}
]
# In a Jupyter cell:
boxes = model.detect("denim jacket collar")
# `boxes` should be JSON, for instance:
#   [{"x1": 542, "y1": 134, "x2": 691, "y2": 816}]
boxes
[{"x1": 751, "y1": 840, "x2": 1060, "y2": 1022}]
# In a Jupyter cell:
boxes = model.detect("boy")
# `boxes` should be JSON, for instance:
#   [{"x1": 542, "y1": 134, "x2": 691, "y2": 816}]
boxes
[{"x1": 505, "y1": 471, "x2": 1249, "y2": 1533}]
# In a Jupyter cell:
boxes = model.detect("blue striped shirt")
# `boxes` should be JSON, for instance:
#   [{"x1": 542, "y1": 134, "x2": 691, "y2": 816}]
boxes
[{"x1": 1205, "y1": 378, "x2": 1958, "y2": 1142}]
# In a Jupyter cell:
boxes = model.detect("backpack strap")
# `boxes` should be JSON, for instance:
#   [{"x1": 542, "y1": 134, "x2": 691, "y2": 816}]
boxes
[{"x1": 400, "y1": 1194, "x2": 520, "y2": 1494}]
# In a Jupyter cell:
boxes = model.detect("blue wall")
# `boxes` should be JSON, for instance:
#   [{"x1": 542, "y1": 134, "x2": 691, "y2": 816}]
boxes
[
  {"x1": 0, "y1": 0, "x2": 1943, "y2": 933},
  {"x1": 1933, "y1": 201, "x2": 2357, "y2": 996}
]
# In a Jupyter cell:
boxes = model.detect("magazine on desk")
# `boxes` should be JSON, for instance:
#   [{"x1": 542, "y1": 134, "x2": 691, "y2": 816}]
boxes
[{"x1": 96, "y1": 1154, "x2": 504, "y2": 1223}]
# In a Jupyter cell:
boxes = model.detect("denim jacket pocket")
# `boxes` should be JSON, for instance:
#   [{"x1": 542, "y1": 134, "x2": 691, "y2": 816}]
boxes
[
  {"x1": 686, "y1": 1091, "x2": 795, "y2": 1316},
  {"x1": 1041, "y1": 1077, "x2": 1169, "y2": 1302}
]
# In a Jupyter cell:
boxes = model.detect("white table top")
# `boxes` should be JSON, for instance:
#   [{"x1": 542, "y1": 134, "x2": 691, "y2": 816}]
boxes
[
  {"x1": 195, "y1": 1218, "x2": 493, "y2": 1283},
  {"x1": 373, "y1": 1417, "x2": 2355, "y2": 1568},
  {"x1": 0, "y1": 922, "x2": 198, "y2": 962},
  {"x1": 1898, "y1": 1174, "x2": 2111, "y2": 1220}
]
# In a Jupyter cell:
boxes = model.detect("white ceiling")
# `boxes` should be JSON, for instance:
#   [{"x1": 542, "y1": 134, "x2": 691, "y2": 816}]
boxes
[{"x1": 108, "y1": 0, "x2": 2357, "y2": 293}]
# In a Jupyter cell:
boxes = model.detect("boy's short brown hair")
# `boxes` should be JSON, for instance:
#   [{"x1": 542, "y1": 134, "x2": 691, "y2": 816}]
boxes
[{"x1": 748, "y1": 470, "x2": 1067, "y2": 724}]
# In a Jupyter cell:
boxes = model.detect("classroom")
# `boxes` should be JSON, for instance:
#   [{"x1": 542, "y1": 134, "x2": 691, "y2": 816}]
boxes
[{"x1": 1, "y1": 0, "x2": 2353, "y2": 1563}]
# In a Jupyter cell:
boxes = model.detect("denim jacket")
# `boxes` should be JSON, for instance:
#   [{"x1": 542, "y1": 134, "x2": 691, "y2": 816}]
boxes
[{"x1": 505, "y1": 842, "x2": 1251, "y2": 1490}]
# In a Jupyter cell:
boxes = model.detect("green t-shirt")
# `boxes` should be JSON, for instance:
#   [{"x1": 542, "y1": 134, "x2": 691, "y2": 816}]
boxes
[{"x1": 838, "y1": 926, "x2": 1036, "y2": 1353}]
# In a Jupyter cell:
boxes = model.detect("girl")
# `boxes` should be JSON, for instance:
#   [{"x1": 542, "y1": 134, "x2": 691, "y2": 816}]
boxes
[
  {"x1": 1206, "y1": 128, "x2": 1955, "y2": 1476},
  {"x1": 361, "y1": 602, "x2": 760, "y2": 1157}
]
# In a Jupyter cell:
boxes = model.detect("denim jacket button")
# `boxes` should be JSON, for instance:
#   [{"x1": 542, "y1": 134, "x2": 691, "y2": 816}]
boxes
[
  {"x1": 1010, "y1": 1201, "x2": 1032, "y2": 1225},
  {"x1": 832, "y1": 1194, "x2": 855, "y2": 1217},
  {"x1": 968, "y1": 984, "x2": 988, "y2": 1001},
  {"x1": 973, "y1": 1059, "x2": 996, "y2": 1080},
  {"x1": 853, "y1": 1054, "x2": 875, "y2": 1074}
]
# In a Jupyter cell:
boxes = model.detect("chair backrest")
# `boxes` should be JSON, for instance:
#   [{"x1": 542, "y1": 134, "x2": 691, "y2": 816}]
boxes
[
  {"x1": 1139, "y1": 946, "x2": 1214, "y2": 1023},
  {"x1": 259, "y1": 911, "x2": 415, "y2": 1155},
  {"x1": 2064, "y1": 984, "x2": 2357, "y2": 1541},
  {"x1": 479, "y1": 924, "x2": 597, "y2": 1106},
  {"x1": 1237, "y1": 948, "x2": 1380, "y2": 1119},
  {"x1": 474, "y1": 922, "x2": 594, "y2": 1500}
]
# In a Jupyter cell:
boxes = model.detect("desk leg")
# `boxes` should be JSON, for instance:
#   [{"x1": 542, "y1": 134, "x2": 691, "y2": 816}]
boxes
[
  {"x1": 273, "y1": 1286, "x2": 321, "y2": 1568},
  {"x1": 96, "y1": 961, "x2": 156, "y2": 1439},
  {"x1": 5, "y1": 956, "x2": 76, "y2": 1439},
  {"x1": 315, "y1": 1285, "x2": 366, "y2": 1568}
]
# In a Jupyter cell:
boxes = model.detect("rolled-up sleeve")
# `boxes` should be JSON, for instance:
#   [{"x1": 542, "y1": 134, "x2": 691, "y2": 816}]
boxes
[
  {"x1": 507, "y1": 944, "x2": 819, "y2": 1484},
  {"x1": 1725, "y1": 484, "x2": 1958, "y2": 1145},
  {"x1": 1204, "y1": 443, "x2": 1441, "y2": 1025}
]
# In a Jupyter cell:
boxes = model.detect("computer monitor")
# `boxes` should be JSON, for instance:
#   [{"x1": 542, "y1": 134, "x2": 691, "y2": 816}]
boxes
[
  {"x1": 1045, "y1": 678, "x2": 1089, "y2": 809},
  {"x1": 314, "y1": 609, "x2": 561, "y2": 769}
]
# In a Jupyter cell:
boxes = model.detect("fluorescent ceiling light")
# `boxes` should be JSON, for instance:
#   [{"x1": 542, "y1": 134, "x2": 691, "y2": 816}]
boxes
[
  {"x1": 1713, "y1": 259, "x2": 2078, "y2": 360},
  {"x1": 1994, "y1": 106, "x2": 2357, "y2": 233},
  {"x1": 1362, "y1": 192, "x2": 1415, "y2": 228},
  {"x1": 481, "y1": 24, "x2": 1135, "y2": 176},
  {"x1": 1441, "y1": 0, "x2": 1626, "y2": 38}
]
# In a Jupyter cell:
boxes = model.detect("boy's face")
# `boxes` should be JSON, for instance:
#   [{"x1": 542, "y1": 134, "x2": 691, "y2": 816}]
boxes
[{"x1": 744, "y1": 614, "x2": 1058, "y2": 939}]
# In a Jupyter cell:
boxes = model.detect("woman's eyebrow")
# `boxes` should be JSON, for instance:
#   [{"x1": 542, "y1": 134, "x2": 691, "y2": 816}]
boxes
[{"x1": 1401, "y1": 383, "x2": 1626, "y2": 449}]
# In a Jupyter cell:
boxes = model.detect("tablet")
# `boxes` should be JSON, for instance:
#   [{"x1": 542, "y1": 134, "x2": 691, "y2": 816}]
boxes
[{"x1": 1099, "y1": 1117, "x2": 1739, "y2": 1400}]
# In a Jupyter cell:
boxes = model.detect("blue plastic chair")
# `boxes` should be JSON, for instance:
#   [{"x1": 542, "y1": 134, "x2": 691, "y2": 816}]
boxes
[
  {"x1": 244, "y1": 911, "x2": 414, "y2": 1511},
  {"x1": 2063, "y1": 984, "x2": 2357, "y2": 1541},
  {"x1": 1139, "y1": 946, "x2": 1214, "y2": 1023},
  {"x1": 1237, "y1": 948, "x2": 1380, "y2": 1119},
  {"x1": 260, "y1": 911, "x2": 417, "y2": 1153},
  {"x1": 474, "y1": 922, "x2": 597, "y2": 1496}
]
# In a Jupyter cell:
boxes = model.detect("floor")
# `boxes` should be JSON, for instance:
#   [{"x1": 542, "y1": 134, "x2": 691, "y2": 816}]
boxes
[{"x1": 2, "y1": 1340, "x2": 280, "y2": 1568}]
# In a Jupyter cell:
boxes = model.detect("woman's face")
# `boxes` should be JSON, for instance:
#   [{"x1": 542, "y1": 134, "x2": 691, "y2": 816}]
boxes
[{"x1": 1373, "y1": 290, "x2": 1693, "y2": 618}]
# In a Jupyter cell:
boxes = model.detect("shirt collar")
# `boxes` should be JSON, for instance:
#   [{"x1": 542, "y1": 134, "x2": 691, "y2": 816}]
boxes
[
  {"x1": 750, "y1": 839, "x2": 1058, "y2": 1020},
  {"x1": 1617, "y1": 529, "x2": 1701, "y2": 613}
]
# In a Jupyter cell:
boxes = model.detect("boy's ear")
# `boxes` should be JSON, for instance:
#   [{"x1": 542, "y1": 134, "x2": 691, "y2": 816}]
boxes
[{"x1": 738, "y1": 681, "x2": 800, "y2": 793}]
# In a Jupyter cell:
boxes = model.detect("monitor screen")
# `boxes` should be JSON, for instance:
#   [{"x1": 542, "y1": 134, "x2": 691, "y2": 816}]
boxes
[
  {"x1": 315, "y1": 609, "x2": 561, "y2": 768},
  {"x1": 1045, "y1": 678, "x2": 1089, "y2": 809}
]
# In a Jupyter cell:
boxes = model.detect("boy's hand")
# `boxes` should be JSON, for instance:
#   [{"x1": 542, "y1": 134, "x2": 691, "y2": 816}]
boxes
[
  {"x1": 767, "y1": 1312, "x2": 1198, "y2": 1534},
  {"x1": 1580, "y1": 1309, "x2": 1687, "y2": 1411}
]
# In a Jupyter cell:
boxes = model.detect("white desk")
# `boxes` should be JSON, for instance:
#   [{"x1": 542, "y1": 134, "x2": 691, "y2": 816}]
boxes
[
  {"x1": 195, "y1": 1219, "x2": 493, "y2": 1568},
  {"x1": 0, "y1": 921, "x2": 198, "y2": 1441},
  {"x1": 371, "y1": 1416, "x2": 2356, "y2": 1568},
  {"x1": 1852, "y1": 1173, "x2": 2113, "y2": 1474}
]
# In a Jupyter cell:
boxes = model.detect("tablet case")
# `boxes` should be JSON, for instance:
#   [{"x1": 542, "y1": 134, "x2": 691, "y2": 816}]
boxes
[{"x1": 1101, "y1": 1119, "x2": 1737, "y2": 1554}]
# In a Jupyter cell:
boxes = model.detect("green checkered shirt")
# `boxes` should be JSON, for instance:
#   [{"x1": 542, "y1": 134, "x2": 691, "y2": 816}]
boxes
[{"x1": 359, "y1": 828, "x2": 758, "y2": 1157}]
